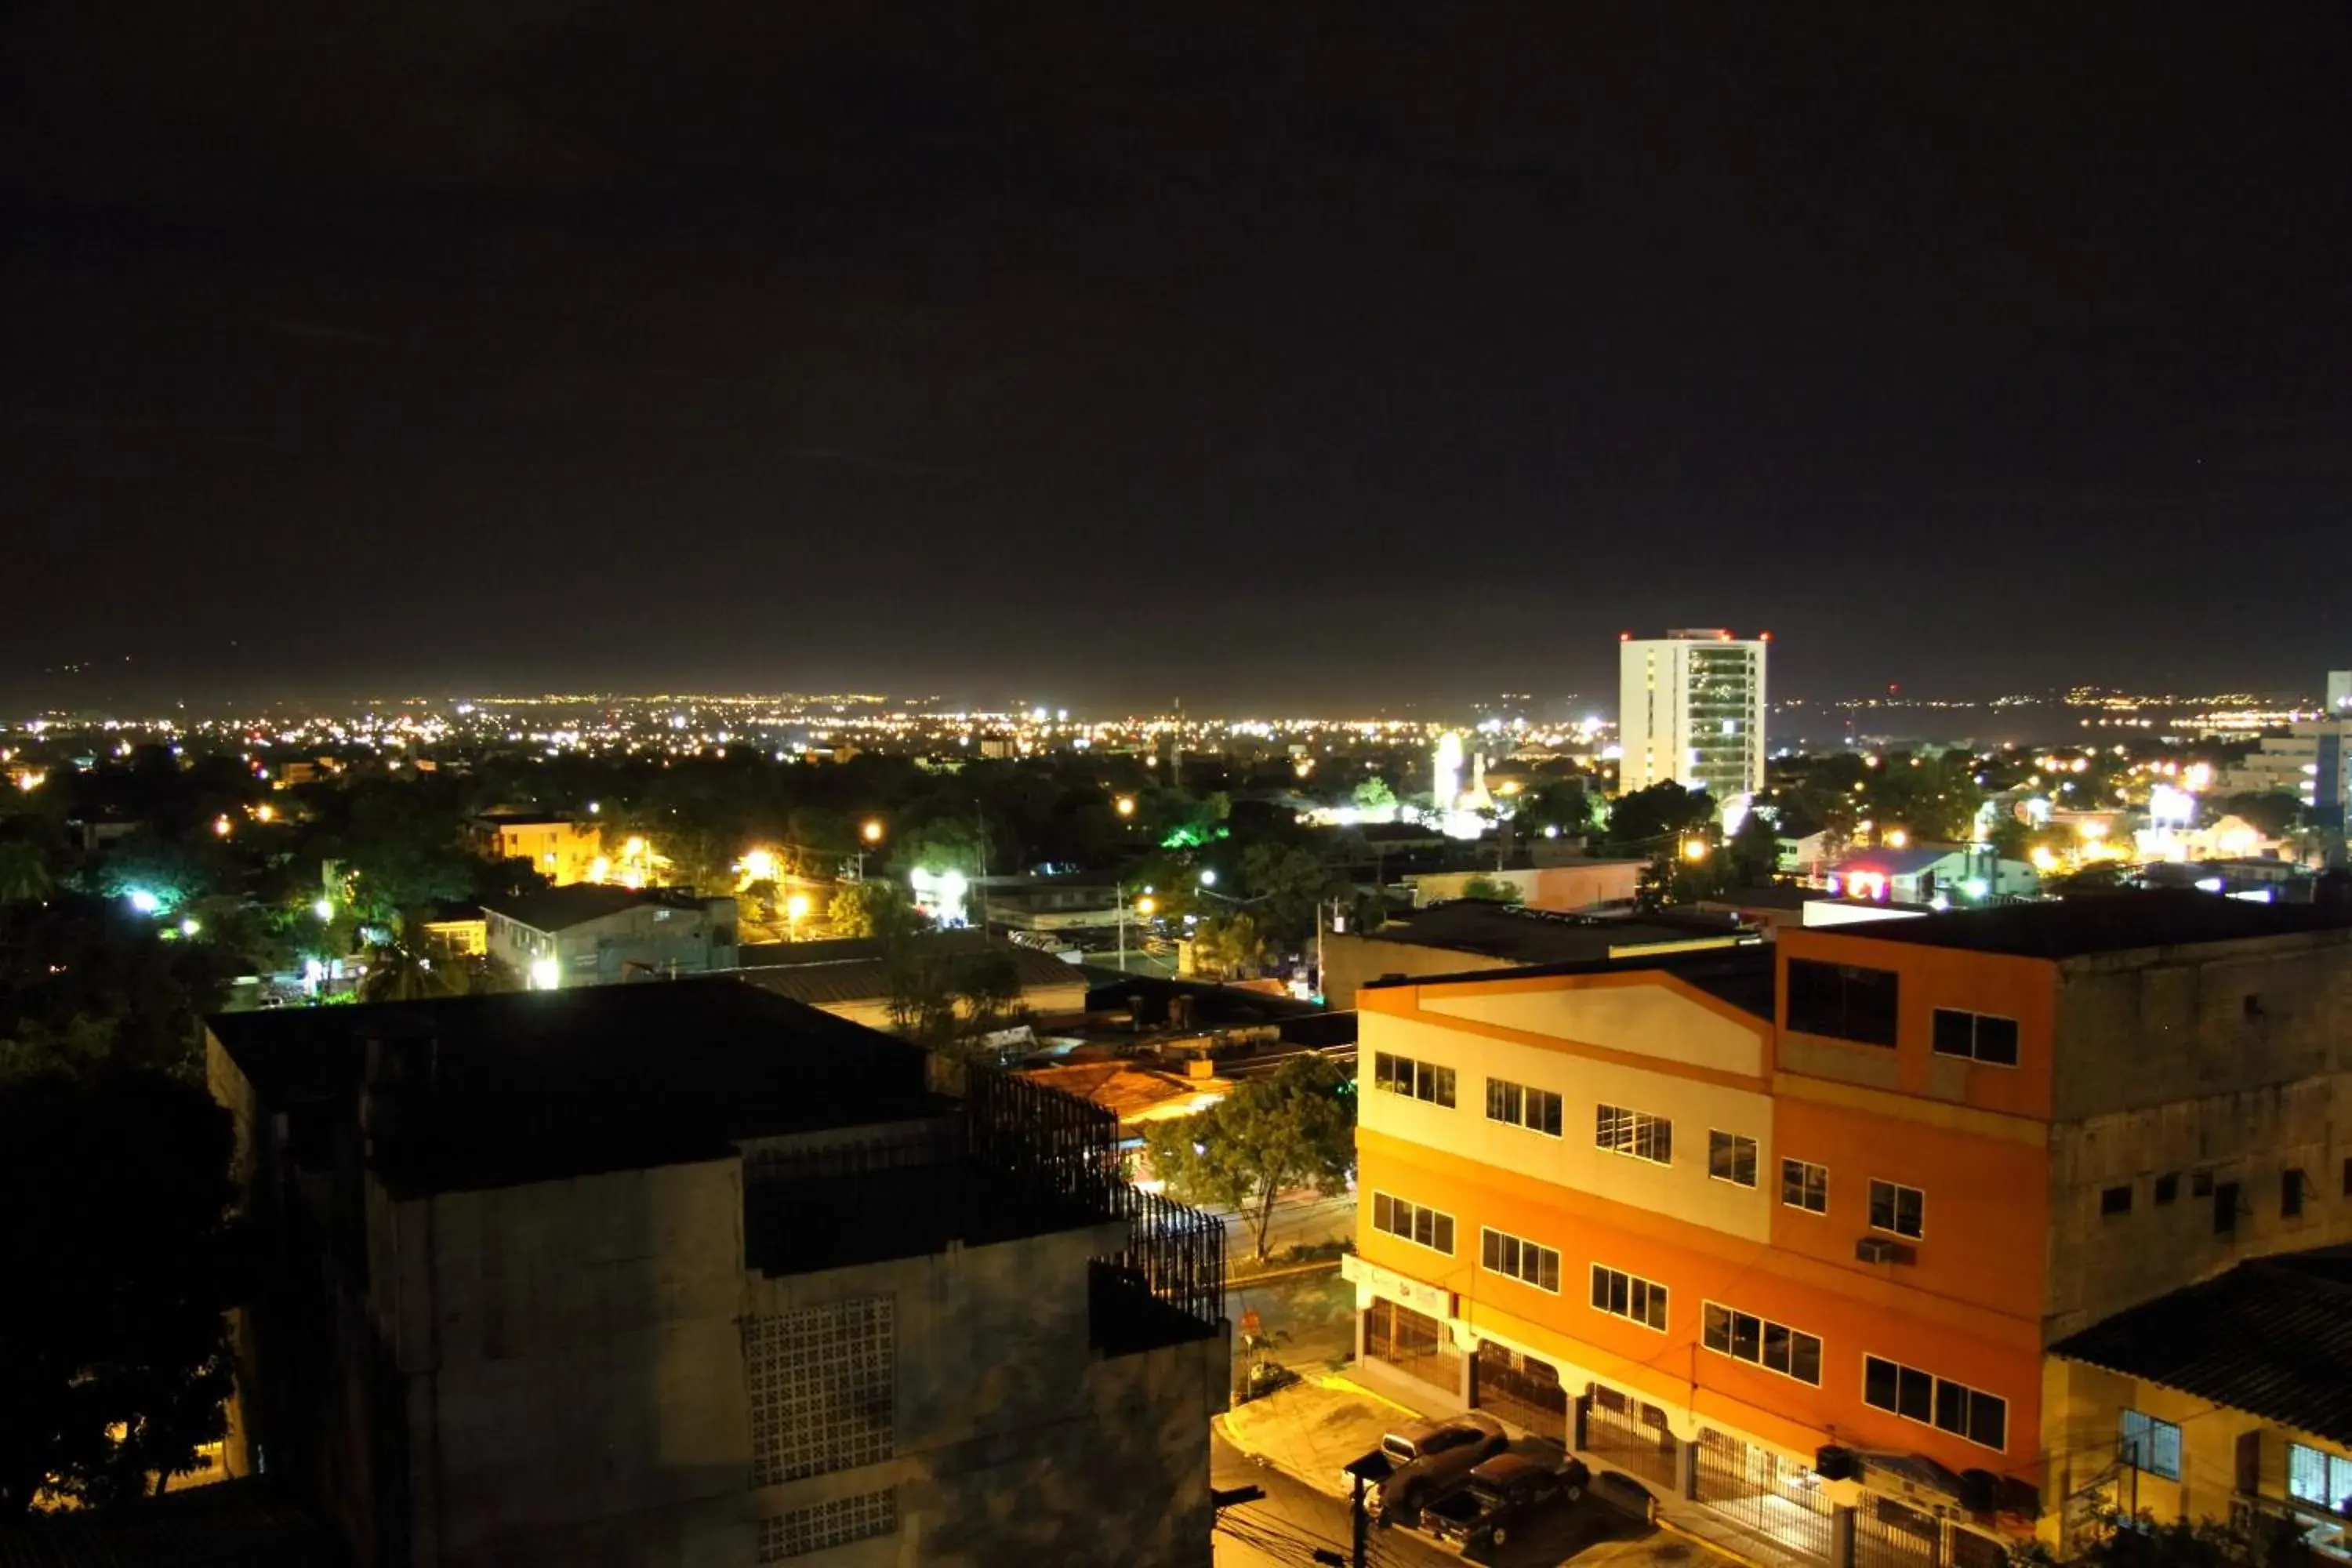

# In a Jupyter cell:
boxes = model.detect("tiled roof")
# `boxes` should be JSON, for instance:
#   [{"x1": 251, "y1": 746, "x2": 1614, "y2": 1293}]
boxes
[{"x1": 2052, "y1": 1247, "x2": 2352, "y2": 1446}]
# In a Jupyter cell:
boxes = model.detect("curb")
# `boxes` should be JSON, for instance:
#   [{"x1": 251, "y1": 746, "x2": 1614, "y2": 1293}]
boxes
[{"x1": 1311, "y1": 1371, "x2": 1420, "y2": 1415}]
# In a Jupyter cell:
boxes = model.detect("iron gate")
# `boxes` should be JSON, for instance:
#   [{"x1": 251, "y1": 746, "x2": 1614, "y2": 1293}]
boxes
[
  {"x1": 1586, "y1": 1384, "x2": 1679, "y2": 1490},
  {"x1": 1365, "y1": 1297, "x2": 1460, "y2": 1394},
  {"x1": 1693, "y1": 1429, "x2": 1837, "y2": 1566},
  {"x1": 1855, "y1": 1496, "x2": 1941, "y2": 1568},
  {"x1": 1947, "y1": 1528, "x2": 2009, "y2": 1568},
  {"x1": 1473, "y1": 1342, "x2": 1569, "y2": 1443}
]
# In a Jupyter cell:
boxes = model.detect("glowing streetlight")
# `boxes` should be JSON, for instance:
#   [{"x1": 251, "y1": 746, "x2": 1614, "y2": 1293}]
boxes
[
  {"x1": 212, "y1": 815, "x2": 232, "y2": 837},
  {"x1": 1680, "y1": 837, "x2": 1711, "y2": 863},
  {"x1": 254, "y1": 803, "x2": 275, "y2": 823},
  {"x1": 1885, "y1": 829, "x2": 1908, "y2": 849},
  {"x1": 127, "y1": 889, "x2": 161, "y2": 915},
  {"x1": 1135, "y1": 895, "x2": 1156, "y2": 917},
  {"x1": 786, "y1": 891, "x2": 811, "y2": 938},
  {"x1": 314, "y1": 898, "x2": 335, "y2": 921},
  {"x1": 1198, "y1": 869, "x2": 1218, "y2": 887},
  {"x1": 180, "y1": 917, "x2": 202, "y2": 937},
  {"x1": 1115, "y1": 795, "x2": 1136, "y2": 818},
  {"x1": 862, "y1": 818, "x2": 884, "y2": 844}
]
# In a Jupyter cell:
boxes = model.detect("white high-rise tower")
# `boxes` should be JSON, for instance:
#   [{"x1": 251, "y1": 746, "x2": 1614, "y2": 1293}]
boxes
[{"x1": 1617, "y1": 629, "x2": 1768, "y2": 811}]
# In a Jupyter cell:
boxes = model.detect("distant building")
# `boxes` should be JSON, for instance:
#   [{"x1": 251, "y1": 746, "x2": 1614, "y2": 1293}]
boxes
[
  {"x1": 1405, "y1": 858, "x2": 1647, "y2": 913},
  {"x1": 974, "y1": 873, "x2": 1124, "y2": 933},
  {"x1": 1319, "y1": 900, "x2": 1758, "y2": 1009},
  {"x1": 1617, "y1": 630, "x2": 1768, "y2": 809},
  {"x1": 2329, "y1": 670, "x2": 2352, "y2": 715},
  {"x1": 470, "y1": 812, "x2": 605, "y2": 886},
  {"x1": 2225, "y1": 722, "x2": 2351, "y2": 814},
  {"x1": 1824, "y1": 843, "x2": 2039, "y2": 905},
  {"x1": 481, "y1": 885, "x2": 738, "y2": 987},
  {"x1": 207, "y1": 982, "x2": 1230, "y2": 1568},
  {"x1": 735, "y1": 931, "x2": 1089, "y2": 1031}
]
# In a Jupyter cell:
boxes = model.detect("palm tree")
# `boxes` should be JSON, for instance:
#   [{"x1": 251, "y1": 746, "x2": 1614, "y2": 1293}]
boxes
[{"x1": 0, "y1": 840, "x2": 53, "y2": 905}]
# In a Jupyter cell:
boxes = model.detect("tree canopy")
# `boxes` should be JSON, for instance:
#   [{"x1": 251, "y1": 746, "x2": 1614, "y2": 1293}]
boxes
[{"x1": 1140, "y1": 1055, "x2": 1354, "y2": 1261}]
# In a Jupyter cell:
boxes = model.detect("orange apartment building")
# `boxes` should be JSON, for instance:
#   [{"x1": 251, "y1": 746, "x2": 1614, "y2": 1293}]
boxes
[
  {"x1": 470, "y1": 811, "x2": 605, "y2": 885},
  {"x1": 1346, "y1": 893, "x2": 2352, "y2": 1568}
]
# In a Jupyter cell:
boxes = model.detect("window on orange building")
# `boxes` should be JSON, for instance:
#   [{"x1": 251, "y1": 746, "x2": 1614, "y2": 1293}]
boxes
[
  {"x1": 1372, "y1": 1191, "x2": 1455, "y2": 1254},
  {"x1": 1590, "y1": 1265, "x2": 1668, "y2": 1331},
  {"x1": 1868, "y1": 1179, "x2": 1924, "y2": 1238},
  {"x1": 1787, "y1": 959, "x2": 1900, "y2": 1047},
  {"x1": 1930, "y1": 1008, "x2": 2020, "y2": 1066},
  {"x1": 1864, "y1": 1355, "x2": 2005, "y2": 1452},
  {"x1": 1703, "y1": 1302, "x2": 1822, "y2": 1385},
  {"x1": 1781, "y1": 1159, "x2": 1828, "y2": 1214}
]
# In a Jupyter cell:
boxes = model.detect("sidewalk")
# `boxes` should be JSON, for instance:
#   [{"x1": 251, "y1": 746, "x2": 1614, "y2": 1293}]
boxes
[{"x1": 1215, "y1": 1376, "x2": 1818, "y2": 1568}]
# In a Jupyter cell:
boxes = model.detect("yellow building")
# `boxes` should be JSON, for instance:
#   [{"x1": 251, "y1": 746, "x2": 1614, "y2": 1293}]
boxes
[
  {"x1": 470, "y1": 812, "x2": 605, "y2": 885},
  {"x1": 2048, "y1": 1247, "x2": 2352, "y2": 1559}
]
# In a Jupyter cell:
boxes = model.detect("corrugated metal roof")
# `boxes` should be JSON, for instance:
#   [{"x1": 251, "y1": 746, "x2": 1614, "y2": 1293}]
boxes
[{"x1": 2051, "y1": 1246, "x2": 2352, "y2": 1446}]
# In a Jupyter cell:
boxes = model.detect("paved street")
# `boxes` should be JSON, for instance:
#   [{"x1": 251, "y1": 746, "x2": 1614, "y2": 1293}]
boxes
[
  {"x1": 1212, "y1": 1429, "x2": 1704, "y2": 1568},
  {"x1": 1229, "y1": 1264, "x2": 1357, "y2": 1381}
]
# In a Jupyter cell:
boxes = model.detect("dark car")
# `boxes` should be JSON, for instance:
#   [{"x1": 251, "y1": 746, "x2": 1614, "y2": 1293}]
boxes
[
  {"x1": 1421, "y1": 1450, "x2": 1588, "y2": 1551},
  {"x1": 1348, "y1": 1412, "x2": 1510, "y2": 1527}
]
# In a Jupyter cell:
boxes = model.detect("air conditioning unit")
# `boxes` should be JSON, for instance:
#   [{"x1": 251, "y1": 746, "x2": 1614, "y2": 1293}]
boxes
[
  {"x1": 1815, "y1": 1446, "x2": 1856, "y2": 1482},
  {"x1": 1958, "y1": 1469, "x2": 1998, "y2": 1513},
  {"x1": 1856, "y1": 1236, "x2": 1898, "y2": 1263}
]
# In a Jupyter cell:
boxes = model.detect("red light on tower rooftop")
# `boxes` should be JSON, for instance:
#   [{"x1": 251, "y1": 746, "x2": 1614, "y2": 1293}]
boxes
[{"x1": 1619, "y1": 631, "x2": 1632, "y2": 642}]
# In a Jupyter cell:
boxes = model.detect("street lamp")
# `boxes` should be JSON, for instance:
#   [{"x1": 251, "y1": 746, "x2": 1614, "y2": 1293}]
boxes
[
  {"x1": 862, "y1": 818, "x2": 885, "y2": 844},
  {"x1": 1681, "y1": 836, "x2": 1711, "y2": 863},
  {"x1": 1115, "y1": 795, "x2": 1136, "y2": 818},
  {"x1": 786, "y1": 892, "x2": 811, "y2": 939},
  {"x1": 314, "y1": 897, "x2": 335, "y2": 922},
  {"x1": 1198, "y1": 869, "x2": 1218, "y2": 887}
]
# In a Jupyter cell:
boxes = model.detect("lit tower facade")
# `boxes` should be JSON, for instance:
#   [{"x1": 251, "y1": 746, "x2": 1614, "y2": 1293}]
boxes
[{"x1": 1617, "y1": 630, "x2": 1768, "y2": 809}]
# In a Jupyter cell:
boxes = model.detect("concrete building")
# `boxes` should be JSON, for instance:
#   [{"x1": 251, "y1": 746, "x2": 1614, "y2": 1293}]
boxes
[
  {"x1": 205, "y1": 982, "x2": 1229, "y2": 1568},
  {"x1": 2047, "y1": 1246, "x2": 2352, "y2": 1555},
  {"x1": 2329, "y1": 671, "x2": 2352, "y2": 716},
  {"x1": 973, "y1": 873, "x2": 1124, "y2": 934},
  {"x1": 1617, "y1": 630, "x2": 1768, "y2": 808},
  {"x1": 1319, "y1": 900, "x2": 1759, "y2": 1010},
  {"x1": 482, "y1": 886, "x2": 739, "y2": 988},
  {"x1": 2225, "y1": 721, "x2": 2352, "y2": 814},
  {"x1": 470, "y1": 813, "x2": 606, "y2": 886},
  {"x1": 734, "y1": 932, "x2": 1089, "y2": 1032},
  {"x1": 1405, "y1": 858, "x2": 1648, "y2": 913},
  {"x1": 1344, "y1": 892, "x2": 2352, "y2": 1567}
]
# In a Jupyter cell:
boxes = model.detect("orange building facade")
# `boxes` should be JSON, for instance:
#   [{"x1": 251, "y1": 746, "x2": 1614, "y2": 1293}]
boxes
[
  {"x1": 1348, "y1": 898, "x2": 2352, "y2": 1565},
  {"x1": 1348, "y1": 931, "x2": 2068, "y2": 1566}
]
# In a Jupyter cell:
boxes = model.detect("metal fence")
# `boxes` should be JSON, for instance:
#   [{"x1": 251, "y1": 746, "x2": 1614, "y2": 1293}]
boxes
[
  {"x1": 1855, "y1": 1495, "x2": 1942, "y2": 1568},
  {"x1": 1586, "y1": 1385, "x2": 1679, "y2": 1490},
  {"x1": 1693, "y1": 1428, "x2": 1837, "y2": 1566},
  {"x1": 1473, "y1": 1342, "x2": 1569, "y2": 1443}
]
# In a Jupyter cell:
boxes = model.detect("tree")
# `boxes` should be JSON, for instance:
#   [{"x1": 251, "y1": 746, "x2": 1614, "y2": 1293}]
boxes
[
  {"x1": 1191, "y1": 911, "x2": 1274, "y2": 978},
  {"x1": 1604, "y1": 782, "x2": 1717, "y2": 857},
  {"x1": 1727, "y1": 809, "x2": 1780, "y2": 885},
  {"x1": 954, "y1": 949, "x2": 1025, "y2": 1039},
  {"x1": 1457, "y1": 873, "x2": 1523, "y2": 905},
  {"x1": 2222, "y1": 791, "x2": 2303, "y2": 840},
  {"x1": 1238, "y1": 841, "x2": 1340, "y2": 948},
  {"x1": 1350, "y1": 777, "x2": 1397, "y2": 811},
  {"x1": 829, "y1": 879, "x2": 924, "y2": 940},
  {"x1": 892, "y1": 817, "x2": 988, "y2": 880},
  {"x1": 1140, "y1": 1055, "x2": 1355, "y2": 1262},
  {"x1": 0, "y1": 840, "x2": 53, "y2": 905},
  {"x1": 0, "y1": 1073, "x2": 240, "y2": 1512},
  {"x1": 1517, "y1": 779, "x2": 1595, "y2": 838}
]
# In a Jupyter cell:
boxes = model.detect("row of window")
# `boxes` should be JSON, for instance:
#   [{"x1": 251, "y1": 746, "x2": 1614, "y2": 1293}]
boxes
[
  {"x1": 1371, "y1": 1193, "x2": 2001, "y2": 1450},
  {"x1": 1787, "y1": 960, "x2": 2022, "y2": 1067},
  {"x1": 1371, "y1": 1191, "x2": 1456, "y2": 1254},
  {"x1": 1864, "y1": 1355, "x2": 2008, "y2": 1452},
  {"x1": 1371, "y1": 1051, "x2": 1457, "y2": 1106},
  {"x1": 2102, "y1": 1163, "x2": 2351, "y2": 1232},
  {"x1": 1486, "y1": 1075, "x2": 1564, "y2": 1136}
]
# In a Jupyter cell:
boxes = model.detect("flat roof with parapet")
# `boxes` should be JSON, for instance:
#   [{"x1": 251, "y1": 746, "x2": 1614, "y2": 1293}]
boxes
[
  {"x1": 208, "y1": 978, "x2": 949, "y2": 1196},
  {"x1": 1821, "y1": 889, "x2": 2352, "y2": 960}
]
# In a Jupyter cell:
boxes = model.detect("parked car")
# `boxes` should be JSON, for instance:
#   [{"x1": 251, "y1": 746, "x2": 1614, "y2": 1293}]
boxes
[
  {"x1": 1343, "y1": 1412, "x2": 1509, "y2": 1527},
  {"x1": 1421, "y1": 1451, "x2": 1589, "y2": 1552}
]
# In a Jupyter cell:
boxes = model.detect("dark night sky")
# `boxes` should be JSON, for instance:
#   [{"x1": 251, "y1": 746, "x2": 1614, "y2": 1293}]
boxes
[{"x1": 5, "y1": 4, "x2": 2350, "y2": 710}]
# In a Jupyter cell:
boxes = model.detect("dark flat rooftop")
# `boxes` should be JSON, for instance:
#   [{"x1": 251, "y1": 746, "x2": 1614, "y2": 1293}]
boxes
[
  {"x1": 1363, "y1": 944, "x2": 1777, "y2": 1023},
  {"x1": 209, "y1": 979, "x2": 948, "y2": 1195},
  {"x1": 479, "y1": 884, "x2": 706, "y2": 932},
  {"x1": 2053, "y1": 1247, "x2": 2352, "y2": 1449},
  {"x1": 735, "y1": 931, "x2": 1082, "y2": 1007},
  {"x1": 1824, "y1": 890, "x2": 2352, "y2": 959},
  {"x1": 1363, "y1": 900, "x2": 1756, "y2": 967}
]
